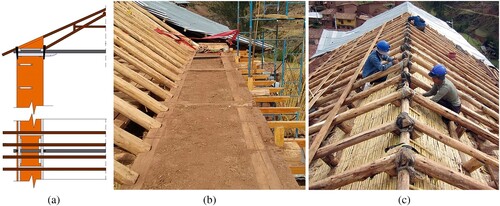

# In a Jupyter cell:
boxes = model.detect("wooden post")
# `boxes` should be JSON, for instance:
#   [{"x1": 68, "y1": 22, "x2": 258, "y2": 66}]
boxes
[
  {"x1": 310, "y1": 154, "x2": 397, "y2": 189},
  {"x1": 315, "y1": 122, "x2": 398, "y2": 160},
  {"x1": 413, "y1": 119, "x2": 498, "y2": 168},
  {"x1": 413, "y1": 94, "x2": 499, "y2": 145},
  {"x1": 114, "y1": 75, "x2": 169, "y2": 114},
  {"x1": 309, "y1": 23, "x2": 388, "y2": 164},
  {"x1": 247, "y1": 77, "x2": 254, "y2": 91},
  {"x1": 114, "y1": 160, "x2": 139, "y2": 185},
  {"x1": 114, "y1": 95, "x2": 162, "y2": 130},
  {"x1": 114, "y1": 60, "x2": 172, "y2": 100},
  {"x1": 114, "y1": 125, "x2": 151, "y2": 155},
  {"x1": 274, "y1": 126, "x2": 285, "y2": 147},
  {"x1": 414, "y1": 155, "x2": 494, "y2": 190}
]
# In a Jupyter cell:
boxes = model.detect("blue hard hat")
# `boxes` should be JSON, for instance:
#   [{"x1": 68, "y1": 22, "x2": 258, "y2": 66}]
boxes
[
  {"x1": 376, "y1": 40, "x2": 390, "y2": 53},
  {"x1": 429, "y1": 64, "x2": 447, "y2": 77}
]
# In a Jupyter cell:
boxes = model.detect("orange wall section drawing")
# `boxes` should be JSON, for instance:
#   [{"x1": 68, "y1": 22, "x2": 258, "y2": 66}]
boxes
[{"x1": 16, "y1": 36, "x2": 44, "y2": 185}]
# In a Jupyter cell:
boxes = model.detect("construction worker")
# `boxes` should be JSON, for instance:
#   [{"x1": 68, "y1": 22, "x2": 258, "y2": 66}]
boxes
[
  {"x1": 423, "y1": 64, "x2": 461, "y2": 123},
  {"x1": 408, "y1": 16, "x2": 426, "y2": 31},
  {"x1": 362, "y1": 40, "x2": 399, "y2": 89}
]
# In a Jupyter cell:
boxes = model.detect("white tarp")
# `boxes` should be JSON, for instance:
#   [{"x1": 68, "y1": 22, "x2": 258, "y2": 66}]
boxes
[{"x1": 313, "y1": 1, "x2": 493, "y2": 67}]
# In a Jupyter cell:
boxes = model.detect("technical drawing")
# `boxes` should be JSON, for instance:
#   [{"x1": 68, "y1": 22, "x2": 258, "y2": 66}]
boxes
[{"x1": 1, "y1": 8, "x2": 107, "y2": 187}]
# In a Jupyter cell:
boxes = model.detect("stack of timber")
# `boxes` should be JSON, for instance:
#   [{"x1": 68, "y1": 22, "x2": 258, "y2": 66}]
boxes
[
  {"x1": 309, "y1": 12, "x2": 499, "y2": 190},
  {"x1": 238, "y1": 50, "x2": 306, "y2": 179},
  {"x1": 113, "y1": 1, "x2": 196, "y2": 187}
]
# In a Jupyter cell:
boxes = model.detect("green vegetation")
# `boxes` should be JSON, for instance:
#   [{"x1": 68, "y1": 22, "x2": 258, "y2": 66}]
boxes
[{"x1": 460, "y1": 33, "x2": 482, "y2": 49}]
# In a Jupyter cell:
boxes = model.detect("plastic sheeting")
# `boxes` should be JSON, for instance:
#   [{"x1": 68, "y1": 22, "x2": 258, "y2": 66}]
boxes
[{"x1": 313, "y1": 2, "x2": 493, "y2": 67}]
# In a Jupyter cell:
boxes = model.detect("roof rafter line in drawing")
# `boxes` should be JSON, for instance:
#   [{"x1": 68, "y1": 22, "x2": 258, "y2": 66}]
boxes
[
  {"x1": 309, "y1": 7, "x2": 498, "y2": 190},
  {"x1": 2, "y1": 8, "x2": 106, "y2": 56}
]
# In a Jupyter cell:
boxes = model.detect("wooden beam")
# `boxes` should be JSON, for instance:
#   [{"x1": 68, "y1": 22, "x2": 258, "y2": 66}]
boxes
[
  {"x1": 240, "y1": 69, "x2": 265, "y2": 74},
  {"x1": 114, "y1": 125, "x2": 151, "y2": 155},
  {"x1": 289, "y1": 166, "x2": 305, "y2": 175},
  {"x1": 315, "y1": 122, "x2": 398, "y2": 160},
  {"x1": 414, "y1": 155, "x2": 494, "y2": 190},
  {"x1": 413, "y1": 119, "x2": 498, "y2": 168},
  {"x1": 259, "y1": 107, "x2": 301, "y2": 114},
  {"x1": 413, "y1": 94, "x2": 499, "y2": 145},
  {"x1": 254, "y1": 96, "x2": 290, "y2": 103},
  {"x1": 114, "y1": 160, "x2": 139, "y2": 185},
  {"x1": 252, "y1": 80, "x2": 276, "y2": 87},
  {"x1": 274, "y1": 126, "x2": 285, "y2": 147},
  {"x1": 243, "y1": 75, "x2": 269, "y2": 80},
  {"x1": 463, "y1": 158, "x2": 483, "y2": 173},
  {"x1": 114, "y1": 95, "x2": 161, "y2": 130},
  {"x1": 285, "y1": 138, "x2": 305, "y2": 148},
  {"x1": 310, "y1": 153, "x2": 397, "y2": 189},
  {"x1": 268, "y1": 121, "x2": 305, "y2": 129},
  {"x1": 114, "y1": 60, "x2": 172, "y2": 100},
  {"x1": 114, "y1": 46, "x2": 177, "y2": 89},
  {"x1": 114, "y1": 75, "x2": 168, "y2": 114}
]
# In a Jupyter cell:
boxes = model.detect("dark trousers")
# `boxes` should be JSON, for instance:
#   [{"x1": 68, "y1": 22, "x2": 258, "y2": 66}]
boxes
[
  {"x1": 437, "y1": 99, "x2": 461, "y2": 124},
  {"x1": 371, "y1": 76, "x2": 387, "y2": 84}
]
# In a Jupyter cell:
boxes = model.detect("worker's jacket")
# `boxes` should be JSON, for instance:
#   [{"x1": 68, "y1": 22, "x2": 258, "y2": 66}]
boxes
[
  {"x1": 423, "y1": 78, "x2": 461, "y2": 106},
  {"x1": 408, "y1": 16, "x2": 426, "y2": 28},
  {"x1": 362, "y1": 50, "x2": 394, "y2": 78}
]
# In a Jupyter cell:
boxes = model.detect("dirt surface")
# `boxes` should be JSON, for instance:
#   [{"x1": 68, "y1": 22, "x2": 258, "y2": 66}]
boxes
[{"x1": 131, "y1": 54, "x2": 299, "y2": 189}]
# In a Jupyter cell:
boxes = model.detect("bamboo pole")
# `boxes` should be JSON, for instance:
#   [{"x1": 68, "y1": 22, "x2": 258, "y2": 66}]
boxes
[
  {"x1": 114, "y1": 46, "x2": 177, "y2": 89},
  {"x1": 114, "y1": 75, "x2": 168, "y2": 114},
  {"x1": 413, "y1": 94, "x2": 499, "y2": 145},
  {"x1": 315, "y1": 122, "x2": 398, "y2": 160},
  {"x1": 114, "y1": 95, "x2": 161, "y2": 130},
  {"x1": 114, "y1": 60, "x2": 172, "y2": 100},
  {"x1": 414, "y1": 155, "x2": 494, "y2": 190},
  {"x1": 114, "y1": 125, "x2": 151, "y2": 155},
  {"x1": 310, "y1": 154, "x2": 397, "y2": 189}
]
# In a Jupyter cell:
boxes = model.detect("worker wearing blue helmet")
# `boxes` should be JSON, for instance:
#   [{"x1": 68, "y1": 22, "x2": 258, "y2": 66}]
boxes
[
  {"x1": 408, "y1": 16, "x2": 426, "y2": 31},
  {"x1": 423, "y1": 64, "x2": 461, "y2": 123},
  {"x1": 362, "y1": 40, "x2": 399, "y2": 86}
]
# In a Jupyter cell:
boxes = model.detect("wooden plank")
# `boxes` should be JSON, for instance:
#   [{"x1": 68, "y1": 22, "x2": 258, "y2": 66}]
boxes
[
  {"x1": 114, "y1": 75, "x2": 168, "y2": 114},
  {"x1": 309, "y1": 23, "x2": 387, "y2": 164},
  {"x1": 414, "y1": 155, "x2": 494, "y2": 190},
  {"x1": 257, "y1": 87, "x2": 284, "y2": 93},
  {"x1": 310, "y1": 153, "x2": 397, "y2": 189},
  {"x1": 240, "y1": 69, "x2": 265, "y2": 74},
  {"x1": 114, "y1": 125, "x2": 151, "y2": 155},
  {"x1": 289, "y1": 166, "x2": 305, "y2": 175},
  {"x1": 285, "y1": 138, "x2": 306, "y2": 148},
  {"x1": 259, "y1": 107, "x2": 301, "y2": 114},
  {"x1": 114, "y1": 160, "x2": 139, "y2": 185},
  {"x1": 268, "y1": 121, "x2": 305, "y2": 129},
  {"x1": 114, "y1": 95, "x2": 161, "y2": 130},
  {"x1": 243, "y1": 74, "x2": 269, "y2": 80},
  {"x1": 274, "y1": 126, "x2": 285, "y2": 147},
  {"x1": 254, "y1": 96, "x2": 290, "y2": 103},
  {"x1": 252, "y1": 80, "x2": 276, "y2": 87}
]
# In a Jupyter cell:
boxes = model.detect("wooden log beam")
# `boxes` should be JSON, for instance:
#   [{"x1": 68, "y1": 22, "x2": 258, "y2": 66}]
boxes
[
  {"x1": 114, "y1": 75, "x2": 168, "y2": 114},
  {"x1": 114, "y1": 95, "x2": 161, "y2": 130},
  {"x1": 114, "y1": 60, "x2": 172, "y2": 100},
  {"x1": 410, "y1": 75, "x2": 499, "y2": 128},
  {"x1": 254, "y1": 96, "x2": 290, "y2": 103},
  {"x1": 315, "y1": 122, "x2": 398, "y2": 160},
  {"x1": 114, "y1": 160, "x2": 139, "y2": 185},
  {"x1": 413, "y1": 93, "x2": 499, "y2": 145},
  {"x1": 413, "y1": 119, "x2": 498, "y2": 168},
  {"x1": 414, "y1": 155, "x2": 494, "y2": 190},
  {"x1": 114, "y1": 125, "x2": 151, "y2": 155},
  {"x1": 344, "y1": 75, "x2": 400, "y2": 106},
  {"x1": 463, "y1": 158, "x2": 483, "y2": 173},
  {"x1": 268, "y1": 121, "x2": 305, "y2": 129},
  {"x1": 310, "y1": 153, "x2": 397, "y2": 189},
  {"x1": 259, "y1": 107, "x2": 301, "y2": 114},
  {"x1": 309, "y1": 23, "x2": 388, "y2": 164},
  {"x1": 114, "y1": 46, "x2": 177, "y2": 89}
]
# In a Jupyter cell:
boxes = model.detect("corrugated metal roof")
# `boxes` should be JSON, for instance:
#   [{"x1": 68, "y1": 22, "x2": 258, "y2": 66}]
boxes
[
  {"x1": 137, "y1": 1, "x2": 273, "y2": 50},
  {"x1": 313, "y1": 2, "x2": 493, "y2": 67}
]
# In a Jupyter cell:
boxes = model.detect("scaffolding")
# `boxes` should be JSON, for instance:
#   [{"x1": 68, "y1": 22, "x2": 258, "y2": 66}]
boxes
[{"x1": 237, "y1": 1, "x2": 305, "y2": 137}]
